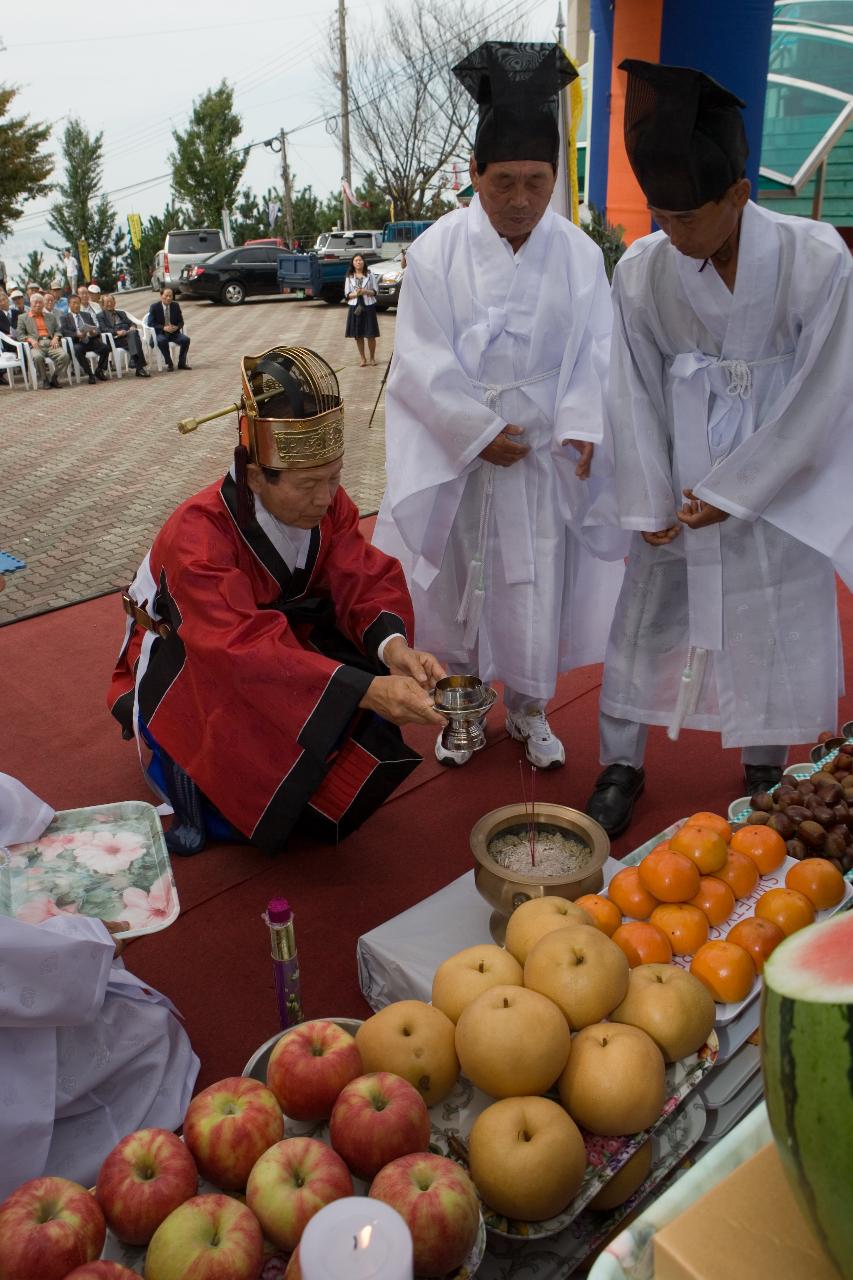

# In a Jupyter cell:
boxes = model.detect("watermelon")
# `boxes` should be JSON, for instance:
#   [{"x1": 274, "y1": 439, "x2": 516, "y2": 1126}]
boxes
[{"x1": 761, "y1": 911, "x2": 853, "y2": 1279}]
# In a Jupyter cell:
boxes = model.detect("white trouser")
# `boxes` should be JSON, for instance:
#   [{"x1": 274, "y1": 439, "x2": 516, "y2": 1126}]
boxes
[
  {"x1": 445, "y1": 663, "x2": 545, "y2": 716},
  {"x1": 599, "y1": 712, "x2": 788, "y2": 771}
]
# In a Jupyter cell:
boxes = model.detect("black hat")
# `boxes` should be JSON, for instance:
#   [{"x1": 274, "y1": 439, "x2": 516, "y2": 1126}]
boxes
[
  {"x1": 620, "y1": 60, "x2": 748, "y2": 210},
  {"x1": 453, "y1": 41, "x2": 577, "y2": 168}
]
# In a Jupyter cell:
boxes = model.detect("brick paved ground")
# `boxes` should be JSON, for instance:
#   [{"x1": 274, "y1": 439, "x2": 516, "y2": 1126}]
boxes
[{"x1": 0, "y1": 292, "x2": 396, "y2": 623}]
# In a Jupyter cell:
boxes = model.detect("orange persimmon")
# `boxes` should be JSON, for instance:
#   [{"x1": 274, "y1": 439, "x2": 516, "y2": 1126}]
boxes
[
  {"x1": 611, "y1": 921, "x2": 673, "y2": 967},
  {"x1": 684, "y1": 812, "x2": 732, "y2": 843},
  {"x1": 785, "y1": 859, "x2": 845, "y2": 911},
  {"x1": 729, "y1": 826, "x2": 787, "y2": 876},
  {"x1": 711, "y1": 850, "x2": 760, "y2": 900},
  {"x1": 607, "y1": 867, "x2": 659, "y2": 921},
  {"x1": 755, "y1": 886, "x2": 815, "y2": 937},
  {"x1": 690, "y1": 940, "x2": 756, "y2": 1003},
  {"x1": 726, "y1": 917, "x2": 785, "y2": 974},
  {"x1": 576, "y1": 894, "x2": 622, "y2": 937},
  {"x1": 669, "y1": 825, "x2": 729, "y2": 874},
  {"x1": 638, "y1": 848, "x2": 701, "y2": 904},
  {"x1": 689, "y1": 876, "x2": 736, "y2": 927},
  {"x1": 649, "y1": 903, "x2": 710, "y2": 957}
]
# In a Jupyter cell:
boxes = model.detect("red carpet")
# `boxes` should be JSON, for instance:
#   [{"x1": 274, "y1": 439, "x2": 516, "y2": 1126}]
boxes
[{"x1": 2, "y1": 575, "x2": 851, "y2": 1090}]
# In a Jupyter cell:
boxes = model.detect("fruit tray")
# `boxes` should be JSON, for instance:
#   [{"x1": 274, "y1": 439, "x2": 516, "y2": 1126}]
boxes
[
  {"x1": 0, "y1": 801, "x2": 178, "y2": 939},
  {"x1": 617, "y1": 825, "x2": 853, "y2": 1025},
  {"x1": 696, "y1": 1039, "x2": 760, "y2": 1109},
  {"x1": 242, "y1": 1018, "x2": 716, "y2": 1247},
  {"x1": 698, "y1": 1071, "x2": 763, "y2": 1144},
  {"x1": 476, "y1": 1095, "x2": 706, "y2": 1280}
]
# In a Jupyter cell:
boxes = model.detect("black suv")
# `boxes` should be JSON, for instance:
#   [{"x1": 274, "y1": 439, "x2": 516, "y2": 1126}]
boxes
[{"x1": 178, "y1": 245, "x2": 281, "y2": 305}]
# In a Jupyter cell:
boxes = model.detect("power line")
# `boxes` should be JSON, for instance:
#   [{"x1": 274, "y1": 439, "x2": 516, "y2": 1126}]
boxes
[{"x1": 6, "y1": 13, "x2": 332, "y2": 49}]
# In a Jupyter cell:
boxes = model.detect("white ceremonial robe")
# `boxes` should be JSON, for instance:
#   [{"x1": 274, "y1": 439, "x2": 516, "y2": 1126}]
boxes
[
  {"x1": 601, "y1": 200, "x2": 852, "y2": 746},
  {"x1": 0, "y1": 913, "x2": 199, "y2": 1198},
  {"x1": 373, "y1": 195, "x2": 627, "y2": 702}
]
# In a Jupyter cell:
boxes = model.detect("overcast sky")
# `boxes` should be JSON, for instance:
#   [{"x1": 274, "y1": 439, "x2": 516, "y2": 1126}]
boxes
[{"x1": 2, "y1": 0, "x2": 561, "y2": 277}]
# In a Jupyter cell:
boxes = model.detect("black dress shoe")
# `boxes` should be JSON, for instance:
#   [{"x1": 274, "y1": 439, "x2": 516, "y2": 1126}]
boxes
[
  {"x1": 135, "y1": 366, "x2": 150, "y2": 378},
  {"x1": 164, "y1": 364, "x2": 174, "y2": 372},
  {"x1": 87, "y1": 373, "x2": 97, "y2": 385},
  {"x1": 95, "y1": 369, "x2": 109, "y2": 382},
  {"x1": 744, "y1": 764, "x2": 783, "y2": 797},
  {"x1": 49, "y1": 375, "x2": 61, "y2": 389},
  {"x1": 177, "y1": 363, "x2": 192, "y2": 371},
  {"x1": 585, "y1": 764, "x2": 646, "y2": 837}
]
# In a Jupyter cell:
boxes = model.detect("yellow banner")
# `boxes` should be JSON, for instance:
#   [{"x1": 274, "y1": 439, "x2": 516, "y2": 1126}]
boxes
[
  {"x1": 127, "y1": 213, "x2": 142, "y2": 251},
  {"x1": 77, "y1": 239, "x2": 91, "y2": 282}
]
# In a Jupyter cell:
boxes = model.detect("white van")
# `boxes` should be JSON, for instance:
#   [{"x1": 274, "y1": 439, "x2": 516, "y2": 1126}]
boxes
[{"x1": 151, "y1": 228, "x2": 231, "y2": 293}]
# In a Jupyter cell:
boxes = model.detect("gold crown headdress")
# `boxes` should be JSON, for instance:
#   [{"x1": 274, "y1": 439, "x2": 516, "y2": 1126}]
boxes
[{"x1": 177, "y1": 345, "x2": 345, "y2": 527}]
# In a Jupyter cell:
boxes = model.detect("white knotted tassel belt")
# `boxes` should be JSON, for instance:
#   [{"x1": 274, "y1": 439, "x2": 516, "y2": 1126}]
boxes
[{"x1": 455, "y1": 366, "x2": 562, "y2": 649}]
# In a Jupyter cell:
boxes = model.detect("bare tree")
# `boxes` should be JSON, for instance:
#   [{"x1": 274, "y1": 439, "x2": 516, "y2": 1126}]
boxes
[{"x1": 328, "y1": 0, "x2": 523, "y2": 219}]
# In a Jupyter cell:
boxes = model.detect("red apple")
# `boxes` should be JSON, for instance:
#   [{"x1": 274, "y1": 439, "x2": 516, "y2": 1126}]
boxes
[
  {"x1": 182, "y1": 1076, "x2": 283, "y2": 1190},
  {"x1": 143, "y1": 1193, "x2": 263, "y2": 1280},
  {"x1": 267, "y1": 1019, "x2": 363, "y2": 1121},
  {"x1": 245, "y1": 1136, "x2": 353, "y2": 1253},
  {"x1": 370, "y1": 1153, "x2": 480, "y2": 1277},
  {"x1": 95, "y1": 1128, "x2": 198, "y2": 1245},
  {"x1": 0, "y1": 1176, "x2": 106, "y2": 1280},
  {"x1": 65, "y1": 1265, "x2": 140, "y2": 1279},
  {"x1": 328, "y1": 1071, "x2": 431, "y2": 1180}
]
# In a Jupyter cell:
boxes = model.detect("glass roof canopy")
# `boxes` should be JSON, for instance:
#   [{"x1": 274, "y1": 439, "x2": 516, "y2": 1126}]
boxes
[{"x1": 759, "y1": 2, "x2": 853, "y2": 220}]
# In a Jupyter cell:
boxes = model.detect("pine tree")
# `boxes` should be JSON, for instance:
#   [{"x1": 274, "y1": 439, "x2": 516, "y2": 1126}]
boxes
[
  {"x1": 0, "y1": 85, "x2": 53, "y2": 238},
  {"x1": 169, "y1": 82, "x2": 246, "y2": 227},
  {"x1": 46, "y1": 118, "x2": 115, "y2": 275}
]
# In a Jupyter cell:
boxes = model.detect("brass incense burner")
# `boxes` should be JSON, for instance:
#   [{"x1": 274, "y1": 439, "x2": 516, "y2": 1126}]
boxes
[
  {"x1": 433, "y1": 676, "x2": 497, "y2": 754},
  {"x1": 470, "y1": 803, "x2": 611, "y2": 943}
]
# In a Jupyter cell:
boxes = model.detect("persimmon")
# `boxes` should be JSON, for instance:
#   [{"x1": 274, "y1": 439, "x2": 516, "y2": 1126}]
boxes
[
  {"x1": 690, "y1": 940, "x2": 756, "y2": 1003},
  {"x1": 726, "y1": 917, "x2": 785, "y2": 974},
  {"x1": 711, "y1": 850, "x2": 760, "y2": 900},
  {"x1": 729, "y1": 826, "x2": 786, "y2": 875},
  {"x1": 649, "y1": 904, "x2": 710, "y2": 957},
  {"x1": 638, "y1": 848, "x2": 701, "y2": 904},
  {"x1": 611, "y1": 921, "x2": 673, "y2": 967},
  {"x1": 684, "y1": 812, "x2": 732, "y2": 843},
  {"x1": 689, "y1": 876, "x2": 736, "y2": 927},
  {"x1": 755, "y1": 887, "x2": 815, "y2": 937},
  {"x1": 785, "y1": 859, "x2": 845, "y2": 911},
  {"x1": 669, "y1": 825, "x2": 728, "y2": 874},
  {"x1": 607, "y1": 867, "x2": 659, "y2": 920},
  {"x1": 576, "y1": 894, "x2": 622, "y2": 937}
]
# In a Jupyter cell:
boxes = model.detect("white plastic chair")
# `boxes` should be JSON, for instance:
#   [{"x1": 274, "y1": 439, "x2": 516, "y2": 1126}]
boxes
[
  {"x1": 63, "y1": 337, "x2": 99, "y2": 384},
  {"x1": 0, "y1": 332, "x2": 33, "y2": 390},
  {"x1": 104, "y1": 332, "x2": 130, "y2": 378}
]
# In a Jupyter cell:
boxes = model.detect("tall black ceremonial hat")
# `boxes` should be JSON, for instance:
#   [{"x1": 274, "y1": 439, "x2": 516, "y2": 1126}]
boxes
[
  {"x1": 620, "y1": 59, "x2": 748, "y2": 210},
  {"x1": 453, "y1": 41, "x2": 577, "y2": 167}
]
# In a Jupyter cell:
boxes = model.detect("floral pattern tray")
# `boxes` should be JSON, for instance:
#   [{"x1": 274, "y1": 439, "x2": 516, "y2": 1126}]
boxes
[{"x1": 1, "y1": 801, "x2": 178, "y2": 939}]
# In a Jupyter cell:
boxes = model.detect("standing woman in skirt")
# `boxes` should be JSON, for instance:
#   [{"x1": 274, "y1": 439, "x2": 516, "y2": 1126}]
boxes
[{"x1": 344, "y1": 254, "x2": 380, "y2": 366}]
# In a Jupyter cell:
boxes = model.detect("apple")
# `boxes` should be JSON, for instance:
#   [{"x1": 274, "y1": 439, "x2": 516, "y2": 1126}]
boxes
[
  {"x1": 370, "y1": 1153, "x2": 480, "y2": 1277},
  {"x1": 558, "y1": 1022, "x2": 666, "y2": 1136},
  {"x1": 587, "y1": 1140, "x2": 652, "y2": 1211},
  {"x1": 328, "y1": 1071, "x2": 430, "y2": 1179},
  {"x1": 356, "y1": 1000, "x2": 459, "y2": 1106},
  {"x1": 143, "y1": 1193, "x2": 263, "y2": 1280},
  {"x1": 267, "y1": 1019, "x2": 363, "y2": 1121},
  {"x1": 454, "y1": 984, "x2": 570, "y2": 1098},
  {"x1": 504, "y1": 896, "x2": 592, "y2": 965},
  {"x1": 95, "y1": 1127, "x2": 198, "y2": 1245},
  {"x1": 467, "y1": 1096, "x2": 586, "y2": 1221},
  {"x1": 245, "y1": 1136, "x2": 353, "y2": 1253},
  {"x1": 182, "y1": 1076, "x2": 283, "y2": 1190},
  {"x1": 523, "y1": 924, "x2": 629, "y2": 1028},
  {"x1": 610, "y1": 962, "x2": 716, "y2": 1062},
  {"x1": 65, "y1": 1266, "x2": 140, "y2": 1279},
  {"x1": 0, "y1": 1177, "x2": 106, "y2": 1280},
  {"x1": 431, "y1": 944, "x2": 523, "y2": 1023}
]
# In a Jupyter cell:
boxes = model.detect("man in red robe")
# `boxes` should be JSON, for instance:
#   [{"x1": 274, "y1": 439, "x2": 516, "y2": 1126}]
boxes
[{"x1": 109, "y1": 346, "x2": 445, "y2": 855}]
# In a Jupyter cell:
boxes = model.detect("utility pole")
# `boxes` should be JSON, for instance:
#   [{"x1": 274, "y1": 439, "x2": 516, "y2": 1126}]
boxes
[
  {"x1": 337, "y1": 0, "x2": 352, "y2": 231},
  {"x1": 279, "y1": 128, "x2": 295, "y2": 248}
]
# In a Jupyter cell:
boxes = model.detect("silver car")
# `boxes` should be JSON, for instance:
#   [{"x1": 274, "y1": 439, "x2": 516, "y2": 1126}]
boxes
[{"x1": 151, "y1": 228, "x2": 231, "y2": 294}]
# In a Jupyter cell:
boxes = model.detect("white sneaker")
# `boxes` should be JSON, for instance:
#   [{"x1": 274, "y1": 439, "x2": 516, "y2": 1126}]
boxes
[
  {"x1": 505, "y1": 708, "x2": 566, "y2": 769},
  {"x1": 434, "y1": 732, "x2": 473, "y2": 767}
]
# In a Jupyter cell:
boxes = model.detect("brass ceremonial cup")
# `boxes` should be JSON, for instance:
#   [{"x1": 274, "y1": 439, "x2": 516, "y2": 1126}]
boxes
[
  {"x1": 433, "y1": 676, "x2": 497, "y2": 753},
  {"x1": 470, "y1": 804, "x2": 610, "y2": 943}
]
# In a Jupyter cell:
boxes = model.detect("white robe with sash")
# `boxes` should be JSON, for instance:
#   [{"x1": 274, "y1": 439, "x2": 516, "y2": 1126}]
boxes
[
  {"x1": 373, "y1": 195, "x2": 626, "y2": 701},
  {"x1": 601, "y1": 201, "x2": 851, "y2": 746}
]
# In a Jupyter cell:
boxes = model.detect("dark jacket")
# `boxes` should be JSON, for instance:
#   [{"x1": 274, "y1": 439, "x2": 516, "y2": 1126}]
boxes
[
  {"x1": 98, "y1": 308, "x2": 136, "y2": 335},
  {"x1": 59, "y1": 310, "x2": 101, "y2": 341},
  {"x1": 148, "y1": 300, "x2": 185, "y2": 336},
  {"x1": 0, "y1": 310, "x2": 9, "y2": 337}
]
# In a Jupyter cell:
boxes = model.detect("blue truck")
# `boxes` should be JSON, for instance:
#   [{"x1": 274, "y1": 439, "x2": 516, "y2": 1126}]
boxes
[{"x1": 277, "y1": 220, "x2": 433, "y2": 306}]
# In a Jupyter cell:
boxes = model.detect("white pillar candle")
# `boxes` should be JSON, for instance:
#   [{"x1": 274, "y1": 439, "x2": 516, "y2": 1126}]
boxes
[{"x1": 299, "y1": 1197, "x2": 414, "y2": 1280}]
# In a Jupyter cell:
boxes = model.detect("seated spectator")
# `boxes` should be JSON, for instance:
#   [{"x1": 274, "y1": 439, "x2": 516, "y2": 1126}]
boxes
[
  {"x1": 16, "y1": 293, "x2": 71, "y2": 389},
  {"x1": 99, "y1": 293, "x2": 149, "y2": 378},
  {"x1": 148, "y1": 287, "x2": 191, "y2": 371},
  {"x1": 41, "y1": 290, "x2": 55, "y2": 314},
  {"x1": 8, "y1": 287, "x2": 25, "y2": 331},
  {"x1": 84, "y1": 282, "x2": 103, "y2": 315},
  {"x1": 0, "y1": 774, "x2": 199, "y2": 1198},
  {"x1": 60, "y1": 295, "x2": 110, "y2": 383},
  {"x1": 50, "y1": 278, "x2": 69, "y2": 313},
  {"x1": 77, "y1": 284, "x2": 95, "y2": 317},
  {"x1": 0, "y1": 289, "x2": 10, "y2": 384}
]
